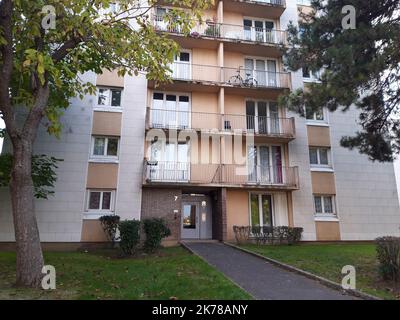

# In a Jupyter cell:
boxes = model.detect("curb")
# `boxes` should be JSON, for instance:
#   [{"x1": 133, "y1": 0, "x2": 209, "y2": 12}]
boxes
[
  {"x1": 180, "y1": 241, "x2": 256, "y2": 300},
  {"x1": 224, "y1": 242, "x2": 381, "y2": 300}
]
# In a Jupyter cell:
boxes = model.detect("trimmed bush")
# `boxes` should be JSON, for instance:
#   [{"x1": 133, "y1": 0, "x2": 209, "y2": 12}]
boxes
[
  {"x1": 375, "y1": 236, "x2": 400, "y2": 282},
  {"x1": 143, "y1": 218, "x2": 171, "y2": 253},
  {"x1": 233, "y1": 226, "x2": 251, "y2": 244},
  {"x1": 233, "y1": 225, "x2": 303, "y2": 245},
  {"x1": 99, "y1": 215, "x2": 120, "y2": 246},
  {"x1": 119, "y1": 220, "x2": 141, "y2": 256}
]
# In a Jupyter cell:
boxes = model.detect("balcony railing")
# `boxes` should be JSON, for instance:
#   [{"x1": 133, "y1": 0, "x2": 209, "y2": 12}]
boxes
[
  {"x1": 233, "y1": 0, "x2": 286, "y2": 6},
  {"x1": 169, "y1": 62, "x2": 291, "y2": 89},
  {"x1": 153, "y1": 15, "x2": 287, "y2": 45},
  {"x1": 146, "y1": 108, "x2": 296, "y2": 137},
  {"x1": 144, "y1": 161, "x2": 299, "y2": 188}
]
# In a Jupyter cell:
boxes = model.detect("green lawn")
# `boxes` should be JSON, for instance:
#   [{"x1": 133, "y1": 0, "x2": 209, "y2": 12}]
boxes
[
  {"x1": 239, "y1": 243, "x2": 400, "y2": 300},
  {"x1": 0, "y1": 246, "x2": 251, "y2": 300}
]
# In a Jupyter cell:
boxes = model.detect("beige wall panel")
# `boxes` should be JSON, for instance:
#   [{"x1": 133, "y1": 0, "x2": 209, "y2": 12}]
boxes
[
  {"x1": 224, "y1": 51, "x2": 243, "y2": 69},
  {"x1": 311, "y1": 172, "x2": 336, "y2": 194},
  {"x1": 226, "y1": 190, "x2": 249, "y2": 240},
  {"x1": 96, "y1": 69, "x2": 124, "y2": 87},
  {"x1": 92, "y1": 111, "x2": 122, "y2": 136},
  {"x1": 307, "y1": 126, "x2": 331, "y2": 147},
  {"x1": 87, "y1": 163, "x2": 119, "y2": 189},
  {"x1": 223, "y1": 11, "x2": 243, "y2": 25},
  {"x1": 192, "y1": 48, "x2": 219, "y2": 82},
  {"x1": 191, "y1": 92, "x2": 219, "y2": 130},
  {"x1": 315, "y1": 221, "x2": 341, "y2": 241},
  {"x1": 81, "y1": 220, "x2": 109, "y2": 242}
]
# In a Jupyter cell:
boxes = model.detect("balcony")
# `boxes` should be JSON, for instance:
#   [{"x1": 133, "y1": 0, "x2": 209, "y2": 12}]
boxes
[
  {"x1": 143, "y1": 161, "x2": 299, "y2": 190},
  {"x1": 224, "y1": 0, "x2": 286, "y2": 20},
  {"x1": 153, "y1": 16, "x2": 287, "y2": 57},
  {"x1": 145, "y1": 108, "x2": 296, "y2": 141},
  {"x1": 148, "y1": 62, "x2": 291, "y2": 98}
]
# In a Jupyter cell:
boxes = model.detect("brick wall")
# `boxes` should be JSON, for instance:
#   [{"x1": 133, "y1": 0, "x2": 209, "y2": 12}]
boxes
[
  {"x1": 141, "y1": 188, "x2": 182, "y2": 242},
  {"x1": 212, "y1": 188, "x2": 227, "y2": 241}
]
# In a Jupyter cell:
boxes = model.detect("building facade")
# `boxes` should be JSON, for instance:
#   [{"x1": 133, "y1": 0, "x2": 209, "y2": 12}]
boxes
[{"x1": 1, "y1": 0, "x2": 399, "y2": 245}]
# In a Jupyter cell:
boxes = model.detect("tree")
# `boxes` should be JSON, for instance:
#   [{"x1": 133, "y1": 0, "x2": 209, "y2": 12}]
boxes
[
  {"x1": 280, "y1": 0, "x2": 400, "y2": 162},
  {"x1": 0, "y1": 0, "x2": 211, "y2": 287},
  {"x1": 0, "y1": 154, "x2": 61, "y2": 199}
]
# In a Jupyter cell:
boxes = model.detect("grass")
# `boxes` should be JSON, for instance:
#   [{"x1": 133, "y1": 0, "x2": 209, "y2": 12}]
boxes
[
  {"x1": 0, "y1": 246, "x2": 252, "y2": 300},
  {"x1": 239, "y1": 243, "x2": 400, "y2": 300}
]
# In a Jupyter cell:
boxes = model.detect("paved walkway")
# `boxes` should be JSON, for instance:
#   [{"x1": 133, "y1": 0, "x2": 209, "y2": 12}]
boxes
[{"x1": 183, "y1": 242, "x2": 357, "y2": 300}]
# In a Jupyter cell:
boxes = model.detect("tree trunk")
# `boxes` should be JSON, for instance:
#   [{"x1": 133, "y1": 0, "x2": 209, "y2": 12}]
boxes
[{"x1": 10, "y1": 141, "x2": 44, "y2": 288}]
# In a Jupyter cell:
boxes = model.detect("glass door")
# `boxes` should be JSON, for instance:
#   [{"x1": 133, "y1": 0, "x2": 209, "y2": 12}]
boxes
[
  {"x1": 181, "y1": 203, "x2": 200, "y2": 239},
  {"x1": 173, "y1": 52, "x2": 191, "y2": 80},
  {"x1": 265, "y1": 21, "x2": 275, "y2": 43},
  {"x1": 155, "y1": 7, "x2": 167, "y2": 31},
  {"x1": 247, "y1": 146, "x2": 257, "y2": 183},
  {"x1": 267, "y1": 60, "x2": 277, "y2": 87},
  {"x1": 257, "y1": 102, "x2": 268, "y2": 134},
  {"x1": 272, "y1": 146, "x2": 283, "y2": 183},
  {"x1": 259, "y1": 146, "x2": 270, "y2": 183},
  {"x1": 254, "y1": 20, "x2": 265, "y2": 42},
  {"x1": 256, "y1": 59, "x2": 267, "y2": 87},
  {"x1": 269, "y1": 102, "x2": 280, "y2": 134},
  {"x1": 177, "y1": 96, "x2": 190, "y2": 129},
  {"x1": 246, "y1": 101, "x2": 256, "y2": 132}
]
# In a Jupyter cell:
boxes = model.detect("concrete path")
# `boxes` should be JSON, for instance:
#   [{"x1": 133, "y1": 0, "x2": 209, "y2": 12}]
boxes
[{"x1": 183, "y1": 242, "x2": 357, "y2": 300}]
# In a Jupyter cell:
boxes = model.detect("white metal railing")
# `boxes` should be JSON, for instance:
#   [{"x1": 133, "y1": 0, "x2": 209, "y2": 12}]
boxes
[
  {"x1": 168, "y1": 62, "x2": 291, "y2": 89},
  {"x1": 153, "y1": 16, "x2": 287, "y2": 45}
]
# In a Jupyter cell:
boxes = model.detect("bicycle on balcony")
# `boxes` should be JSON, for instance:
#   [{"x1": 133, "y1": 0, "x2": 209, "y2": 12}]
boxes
[{"x1": 227, "y1": 66, "x2": 258, "y2": 88}]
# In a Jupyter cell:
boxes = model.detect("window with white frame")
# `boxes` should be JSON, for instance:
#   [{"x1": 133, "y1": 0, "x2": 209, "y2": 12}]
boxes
[
  {"x1": 97, "y1": 87, "x2": 122, "y2": 108},
  {"x1": 309, "y1": 147, "x2": 331, "y2": 167},
  {"x1": 91, "y1": 136, "x2": 119, "y2": 159},
  {"x1": 313, "y1": 195, "x2": 336, "y2": 216},
  {"x1": 87, "y1": 190, "x2": 115, "y2": 213},
  {"x1": 249, "y1": 193, "x2": 273, "y2": 228},
  {"x1": 302, "y1": 66, "x2": 321, "y2": 81},
  {"x1": 297, "y1": 0, "x2": 312, "y2": 6},
  {"x1": 305, "y1": 106, "x2": 325, "y2": 122}
]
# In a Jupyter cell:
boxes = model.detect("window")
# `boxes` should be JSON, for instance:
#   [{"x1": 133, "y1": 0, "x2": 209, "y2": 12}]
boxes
[
  {"x1": 151, "y1": 92, "x2": 190, "y2": 129},
  {"x1": 250, "y1": 194, "x2": 273, "y2": 228},
  {"x1": 309, "y1": 147, "x2": 330, "y2": 166},
  {"x1": 91, "y1": 136, "x2": 119, "y2": 159},
  {"x1": 97, "y1": 87, "x2": 122, "y2": 107},
  {"x1": 87, "y1": 190, "x2": 115, "y2": 213},
  {"x1": 306, "y1": 106, "x2": 325, "y2": 122},
  {"x1": 297, "y1": 0, "x2": 312, "y2": 6},
  {"x1": 302, "y1": 66, "x2": 321, "y2": 81},
  {"x1": 314, "y1": 195, "x2": 336, "y2": 216}
]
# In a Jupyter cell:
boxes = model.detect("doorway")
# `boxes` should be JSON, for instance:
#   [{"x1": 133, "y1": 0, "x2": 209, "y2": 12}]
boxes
[{"x1": 181, "y1": 195, "x2": 212, "y2": 239}]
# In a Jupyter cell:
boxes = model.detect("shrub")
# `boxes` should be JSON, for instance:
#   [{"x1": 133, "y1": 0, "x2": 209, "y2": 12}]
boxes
[
  {"x1": 143, "y1": 218, "x2": 171, "y2": 253},
  {"x1": 233, "y1": 226, "x2": 251, "y2": 244},
  {"x1": 375, "y1": 236, "x2": 400, "y2": 282},
  {"x1": 119, "y1": 220, "x2": 141, "y2": 256},
  {"x1": 99, "y1": 215, "x2": 120, "y2": 246},
  {"x1": 233, "y1": 225, "x2": 303, "y2": 245},
  {"x1": 287, "y1": 227, "x2": 303, "y2": 245}
]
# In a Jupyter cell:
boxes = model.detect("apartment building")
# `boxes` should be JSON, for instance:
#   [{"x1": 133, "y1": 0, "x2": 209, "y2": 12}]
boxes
[{"x1": 0, "y1": 0, "x2": 399, "y2": 245}]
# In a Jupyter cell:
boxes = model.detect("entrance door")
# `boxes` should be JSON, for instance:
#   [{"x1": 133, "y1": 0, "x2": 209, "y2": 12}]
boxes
[{"x1": 181, "y1": 202, "x2": 200, "y2": 239}]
